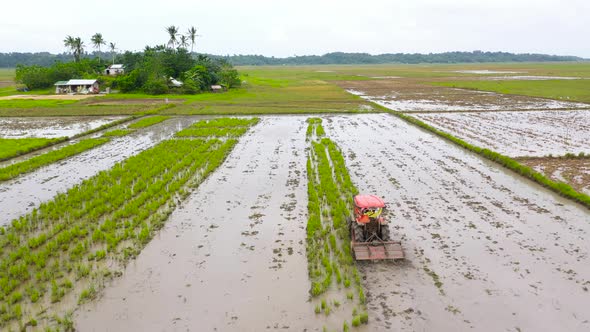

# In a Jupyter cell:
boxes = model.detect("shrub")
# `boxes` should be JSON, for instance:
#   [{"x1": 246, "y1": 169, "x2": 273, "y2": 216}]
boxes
[{"x1": 143, "y1": 78, "x2": 169, "y2": 95}]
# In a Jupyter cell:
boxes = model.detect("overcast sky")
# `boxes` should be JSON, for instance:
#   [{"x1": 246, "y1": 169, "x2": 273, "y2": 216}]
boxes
[{"x1": 1, "y1": 0, "x2": 589, "y2": 57}]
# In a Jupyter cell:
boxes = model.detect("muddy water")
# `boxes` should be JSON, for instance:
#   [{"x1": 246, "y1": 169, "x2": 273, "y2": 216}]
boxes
[
  {"x1": 415, "y1": 110, "x2": 590, "y2": 157},
  {"x1": 75, "y1": 117, "x2": 328, "y2": 331},
  {"x1": 0, "y1": 116, "x2": 125, "y2": 138},
  {"x1": 0, "y1": 117, "x2": 201, "y2": 225},
  {"x1": 325, "y1": 113, "x2": 590, "y2": 331}
]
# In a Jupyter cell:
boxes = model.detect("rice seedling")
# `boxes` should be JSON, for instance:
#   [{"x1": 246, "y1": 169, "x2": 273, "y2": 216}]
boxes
[
  {"x1": 304, "y1": 118, "x2": 369, "y2": 328},
  {"x1": 127, "y1": 115, "x2": 170, "y2": 129},
  {"x1": 0, "y1": 118, "x2": 249, "y2": 329},
  {"x1": 0, "y1": 138, "x2": 109, "y2": 182},
  {"x1": 102, "y1": 129, "x2": 133, "y2": 137},
  {"x1": 175, "y1": 117, "x2": 259, "y2": 138},
  {"x1": 0, "y1": 137, "x2": 67, "y2": 161}
]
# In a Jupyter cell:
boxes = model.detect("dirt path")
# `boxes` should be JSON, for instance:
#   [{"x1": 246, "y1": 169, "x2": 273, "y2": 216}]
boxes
[
  {"x1": 325, "y1": 114, "x2": 590, "y2": 331},
  {"x1": 75, "y1": 116, "x2": 323, "y2": 331},
  {"x1": 0, "y1": 117, "x2": 201, "y2": 225},
  {"x1": 0, "y1": 94, "x2": 102, "y2": 100}
]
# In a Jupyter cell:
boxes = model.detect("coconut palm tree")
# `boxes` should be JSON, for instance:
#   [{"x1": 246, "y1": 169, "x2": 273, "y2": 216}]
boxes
[
  {"x1": 73, "y1": 37, "x2": 84, "y2": 62},
  {"x1": 109, "y1": 42, "x2": 117, "y2": 65},
  {"x1": 64, "y1": 35, "x2": 76, "y2": 60},
  {"x1": 179, "y1": 35, "x2": 189, "y2": 50},
  {"x1": 91, "y1": 33, "x2": 106, "y2": 63},
  {"x1": 187, "y1": 26, "x2": 198, "y2": 54},
  {"x1": 166, "y1": 25, "x2": 179, "y2": 49}
]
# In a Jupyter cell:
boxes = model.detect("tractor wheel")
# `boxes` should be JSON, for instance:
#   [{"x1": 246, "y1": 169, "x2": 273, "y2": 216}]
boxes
[
  {"x1": 381, "y1": 225, "x2": 391, "y2": 241},
  {"x1": 353, "y1": 223, "x2": 365, "y2": 242}
]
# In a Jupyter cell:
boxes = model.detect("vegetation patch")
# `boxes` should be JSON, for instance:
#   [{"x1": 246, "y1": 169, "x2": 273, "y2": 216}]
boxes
[
  {"x1": 175, "y1": 117, "x2": 258, "y2": 138},
  {"x1": 431, "y1": 79, "x2": 590, "y2": 104},
  {"x1": 101, "y1": 129, "x2": 133, "y2": 137},
  {"x1": 0, "y1": 138, "x2": 109, "y2": 182},
  {"x1": 0, "y1": 137, "x2": 67, "y2": 161}
]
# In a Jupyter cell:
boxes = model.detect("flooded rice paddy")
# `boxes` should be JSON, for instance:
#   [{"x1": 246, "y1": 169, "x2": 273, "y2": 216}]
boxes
[
  {"x1": 0, "y1": 116, "x2": 201, "y2": 225},
  {"x1": 415, "y1": 110, "x2": 590, "y2": 157},
  {"x1": 2, "y1": 110, "x2": 589, "y2": 331},
  {"x1": 70, "y1": 114, "x2": 590, "y2": 331},
  {"x1": 0, "y1": 116, "x2": 125, "y2": 138}
]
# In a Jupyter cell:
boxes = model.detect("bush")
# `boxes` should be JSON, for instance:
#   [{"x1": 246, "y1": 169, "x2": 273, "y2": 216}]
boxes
[{"x1": 143, "y1": 78, "x2": 169, "y2": 95}]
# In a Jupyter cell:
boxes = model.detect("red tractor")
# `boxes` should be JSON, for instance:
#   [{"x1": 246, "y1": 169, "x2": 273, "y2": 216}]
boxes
[{"x1": 349, "y1": 195, "x2": 404, "y2": 260}]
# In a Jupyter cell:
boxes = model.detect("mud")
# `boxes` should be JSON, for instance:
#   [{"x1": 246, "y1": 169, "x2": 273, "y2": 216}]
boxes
[
  {"x1": 75, "y1": 117, "x2": 333, "y2": 331},
  {"x1": 0, "y1": 116, "x2": 202, "y2": 225},
  {"x1": 0, "y1": 116, "x2": 125, "y2": 138},
  {"x1": 517, "y1": 157, "x2": 590, "y2": 195},
  {"x1": 415, "y1": 110, "x2": 590, "y2": 157},
  {"x1": 338, "y1": 79, "x2": 590, "y2": 112},
  {"x1": 324, "y1": 113, "x2": 590, "y2": 332}
]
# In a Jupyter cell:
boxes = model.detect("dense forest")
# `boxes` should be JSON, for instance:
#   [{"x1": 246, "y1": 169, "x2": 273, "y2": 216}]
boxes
[{"x1": 1, "y1": 51, "x2": 585, "y2": 68}]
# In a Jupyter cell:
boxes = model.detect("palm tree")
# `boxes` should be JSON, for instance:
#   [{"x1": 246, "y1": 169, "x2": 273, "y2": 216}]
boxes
[
  {"x1": 109, "y1": 42, "x2": 117, "y2": 65},
  {"x1": 73, "y1": 37, "x2": 84, "y2": 63},
  {"x1": 179, "y1": 35, "x2": 189, "y2": 50},
  {"x1": 63, "y1": 35, "x2": 75, "y2": 60},
  {"x1": 187, "y1": 26, "x2": 198, "y2": 53},
  {"x1": 91, "y1": 33, "x2": 106, "y2": 63},
  {"x1": 166, "y1": 25, "x2": 179, "y2": 49}
]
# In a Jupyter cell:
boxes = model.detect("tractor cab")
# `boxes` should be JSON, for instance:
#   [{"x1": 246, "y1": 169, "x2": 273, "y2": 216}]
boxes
[
  {"x1": 354, "y1": 195, "x2": 386, "y2": 225},
  {"x1": 349, "y1": 194, "x2": 404, "y2": 261}
]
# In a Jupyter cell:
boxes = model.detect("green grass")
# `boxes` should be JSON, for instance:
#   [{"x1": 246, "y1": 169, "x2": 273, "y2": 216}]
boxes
[
  {"x1": 0, "y1": 138, "x2": 109, "y2": 181},
  {"x1": 0, "y1": 99, "x2": 77, "y2": 108},
  {"x1": 0, "y1": 137, "x2": 67, "y2": 161},
  {"x1": 0, "y1": 68, "x2": 14, "y2": 81},
  {"x1": 127, "y1": 115, "x2": 170, "y2": 129},
  {"x1": 431, "y1": 79, "x2": 590, "y2": 104}
]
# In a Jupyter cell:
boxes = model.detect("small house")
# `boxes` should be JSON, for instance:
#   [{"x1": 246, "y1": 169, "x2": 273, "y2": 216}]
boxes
[
  {"x1": 54, "y1": 79, "x2": 100, "y2": 94},
  {"x1": 104, "y1": 64, "x2": 125, "y2": 76}
]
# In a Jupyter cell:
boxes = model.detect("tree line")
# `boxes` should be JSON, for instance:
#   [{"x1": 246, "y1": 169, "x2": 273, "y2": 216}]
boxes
[
  {"x1": 216, "y1": 51, "x2": 584, "y2": 66},
  {"x1": 1, "y1": 50, "x2": 584, "y2": 68}
]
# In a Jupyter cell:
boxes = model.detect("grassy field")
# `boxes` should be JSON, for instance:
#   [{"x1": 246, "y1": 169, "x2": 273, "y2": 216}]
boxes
[
  {"x1": 0, "y1": 68, "x2": 14, "y2": 81},
  {"x1": 2, "y1": 62, "x2": 590, "y2": 115},
  {"x1": 431, "y1": 79, "x2": 590, "y2": 104}
]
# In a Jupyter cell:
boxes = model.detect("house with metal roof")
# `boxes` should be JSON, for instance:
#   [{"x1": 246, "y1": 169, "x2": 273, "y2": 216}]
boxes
[
  {"x1": 104, "y1": 64, "x2": 125, "y2": 76},
  {"x1": 54, "y1": 79, "x2": 100, "y2": 94}
]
